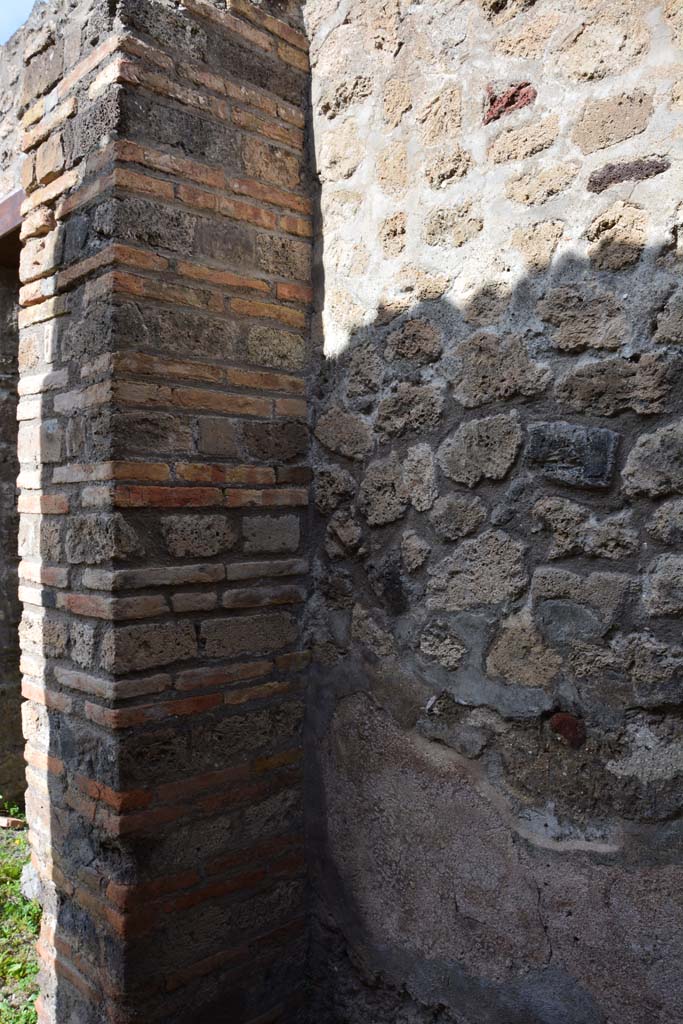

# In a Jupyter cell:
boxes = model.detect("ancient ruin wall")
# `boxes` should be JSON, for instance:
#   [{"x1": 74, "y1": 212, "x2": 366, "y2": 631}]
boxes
[
  {"x1": 0, "y1": 0, "x2": 99, "y2": 807},
  {"x1": 0, "y1": 267, "x2": 21, "y2": 805},
  {"x1": 304, "y1": 1, "x2": 683, "y2": 1021},
  {"x1": 13, "y1": 0, "x2": 312, "y2": 1020}
]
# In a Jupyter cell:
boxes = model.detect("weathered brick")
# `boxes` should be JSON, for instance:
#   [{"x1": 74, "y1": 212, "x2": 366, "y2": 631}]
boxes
[
  {"x1": 222, "y1": 585, "x2": 305, "y2": 609},
  {"x1": 176, "y1": 260, "x2": 269, "y2": 293},
  {"x1": 225, "y1": 558, "x2": 308, "y2": 582},
  {"x1": 113, "y1": 486, "x2": 223, "y2": 508},
  {"x1": 229, "y1": 177, "x2": 311, "y2": 215},
  {"x1": 82, "y1": 563, "x2": 225, "y2": 590},
  {"x1": 230, "y1": 298, "x2": 306, "y2": 328},
  {"x1": 225, "y1": 488, "x2": 308, "y2": 508},
  {"x1": 174, "y1": 659, "x2": 273, "y2": 692},
  {"x1": 219, "y1": 196, "x2": 279, "y2": 230},
  {"x1": 232, "y1": 107, "x2": 304, "y2": 149},
  {"x1": 35, "y1": 132, "x2": 65, "y2": 186}
]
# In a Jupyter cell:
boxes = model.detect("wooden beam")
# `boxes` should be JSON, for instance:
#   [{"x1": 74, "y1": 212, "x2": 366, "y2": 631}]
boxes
[{"x1": 0, "y1": 191, "x2": 24, "y2": 239}]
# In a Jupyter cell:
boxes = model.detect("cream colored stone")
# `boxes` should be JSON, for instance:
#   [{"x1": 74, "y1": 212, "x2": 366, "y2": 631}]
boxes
[
  {"x1": 572, "y1": 91, "x2": 652, "y2": 154},
  {"x1": 512, "y1": 220, "x2": 564, "y2": 269},
  {"x1": 586, "y1": 201, "x2": 648, "y2": 270},
  {"x1": 418, "y1": 86, "x2": 462, "y2": 145},
  {"x1": 319, "y1": 75, "x2": 372, "y2": 119},
  {"x1": 383, "y1": 78, "x2": 412, "y2": 127},
  {"x1": 395, "y1": 265, "x2": 450, "y2": 300},
  {"x1": 479, "y1": 0, "x2": 536, "y2": 23},
  {"x1": 356, "y1": 0, "x2": 403, "y2": 56},
  {"x1": 321, "y1": 191, "x2": 363, "y2": 223},
  {"x1": 376, "y1": 140, "x2": 408, "y2": 196},
  {"x1": 320, "y1": 122, "x2": 364, "y2": 180},
  {"x1": 506, "y1": 164, "x2": 578, "y2": 206},
  {"x1": 496, "y1": 12, "x2": 560, "y2": 57},
  {"x1": 489, "y1": 117, "x2": 559, "y2": 164},
  {"x1": 666, "y1": 0, "x2": 683, "y2": 48},
  {"x1": 557, "y1": 10, "x2": 648, "y2": 82},
  {"x1": 424, "y1": 201, "x2": 483, "y2": 247},
  {"x1": 424, "y1": 145, "x2": 471, "y2": 187},
  {"x1": 327, "y1": 287, "x2": 366, "y2": 330},
  {"x1": 379, "y1": 212, "x2": 407, "y2": 257},
  {"x1": 328, "y1": 238, "x2": 370, "y2": 278}
]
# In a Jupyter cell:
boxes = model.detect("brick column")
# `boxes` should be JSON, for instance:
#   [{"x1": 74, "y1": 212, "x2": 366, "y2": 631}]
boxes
[
  {"x1": 17, "y1": 2, "x2": 312, "y2": 1021},
  {"x1": 0, "y1": 264, "x2": 22, "y2": 804}
]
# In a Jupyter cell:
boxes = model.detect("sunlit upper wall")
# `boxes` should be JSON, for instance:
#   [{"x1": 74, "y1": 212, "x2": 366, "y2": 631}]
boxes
[{"x1": 304, "y1": 0, "x2": 683, "y2": 355}]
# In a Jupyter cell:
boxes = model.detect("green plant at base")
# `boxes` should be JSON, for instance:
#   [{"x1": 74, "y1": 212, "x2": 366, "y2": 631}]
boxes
[{"x1": 0, "y1": 821, "x2": 40, "y2": 1024}]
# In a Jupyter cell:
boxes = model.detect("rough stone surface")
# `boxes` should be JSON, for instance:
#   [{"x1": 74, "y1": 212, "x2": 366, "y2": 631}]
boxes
[
  {"x1": 316, "y1": 408, "x2": 373, "y2": 459},
  {"x1": 654, "y1": 287, "x2": 683, "y2": 345},
  {"x1": 378, "y1": 212, "x2": 407, "y2": 258},
  {"x1": 424, "y1": 202, "x2": 483, "y2": 248},
  {"x1": 486, "y1": 610, "x2": 562, "y2": 687},
  {"x1": 437, "y1": 414, "x2": 522, "y2": 488},
  {"x1": 587, "y1": 156, "x2": 671, "y2": 194},
  {"x1": 623, "y1": 421, "x2": 683, "y2": 496},
  {"x1": 427, "y1": 530, "x2": 528, "y2": 610},
  {"x1": 537, "y1": 286, "x2": 626, "y2": 352},
  {"x1": 533, "y1": 498, "x2": 638, "y2": 560},
  {"x1": 448, "y1": 332, "x2": 550, "y2": 407},
  {"x1": 489, "y1": 117, "x2": 559, "y2": 163},
  {"x1": 419, "y1": 621, "x2": 466, "y2": 669},
  {"x1": 525, "y1": 422, "x2": 619, "y2": 489},
  {"x1": 572, "y1": 91, "x2": 653, "y2": 153},
  {"x1": 307, "y1": 0, "x2": 683, "y2": 979},
  {"x1": 384, "y1": 318, "x2": 442, "y2": 364},
  {"x1": 429, "y1": 494, "x2": 487, "y2": 541},
  {"x1": 401, "y1": 530, "x2": 430, "y2": 572},
  {"x1": 512, "y1": 219, "x2": 564, "y2": 268},
  {"x1": 243, "y1": 515, "x2": 300, "y2": 554},
  {"x1": 647, "y1": 499, "x2": 683, "y2": 544},
  {"x1": 66, "y1": 514, "x2": 144, "y2": 564},
  {"x1": 506, "y1": 164, "x2": 578, "y2": 205},
  {"x1": 358, "y1": 454, "x2": 409, "y2": 525},
  {"x1": 162, "y1": 515, "x2": 237, "y2": 558},
  {"x1": 586, "y1": 201, "x2": 648, "y2": 270},
  {"x1": 376, "y1": 382, "x2": 443, "y2": 438},
  {"x1": 555, "y1": 353, "x2": 673, "y2": 417},
  {"x1": 403, "y1": 444, "x2": 438, "y2": 512},
  {"x1": 643, "y1": 555, "x2": 683, "y2": 616},
  {"x1": 10, "y1": 0, "x2": 683, "y2": 1021}
]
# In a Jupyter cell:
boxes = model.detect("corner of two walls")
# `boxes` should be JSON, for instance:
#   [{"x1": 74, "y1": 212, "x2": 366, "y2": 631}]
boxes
[
  {"x1": 303, "y1": 1, "x2": 683, "y2": 1022},
  {"x1": 7, "y1": 0, "x2": 683, "y2": 1020}
]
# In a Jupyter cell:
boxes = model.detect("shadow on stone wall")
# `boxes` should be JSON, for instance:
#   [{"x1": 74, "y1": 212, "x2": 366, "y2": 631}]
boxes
[
  {"x1": 0, "y1": 263, "x2": 21, "y2": 807},
  {"x1": 303, "y1": 232, "x2": 683, "y2": 1024}
]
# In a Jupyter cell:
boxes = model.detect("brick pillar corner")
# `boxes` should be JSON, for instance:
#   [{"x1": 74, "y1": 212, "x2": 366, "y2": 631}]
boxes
[{"x1": 17, "y1": 1, "x2": 312, "y2": 1020}]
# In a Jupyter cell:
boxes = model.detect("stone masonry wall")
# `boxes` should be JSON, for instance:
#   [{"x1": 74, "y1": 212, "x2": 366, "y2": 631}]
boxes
[
  {"x1": 0, "y1": 0, "x2": 99, "y2": 809},
  {"x1": 304, "y1": 1, "x2": 683, "y2": 1022},
  {"x1": 12, "y1": 0, "x2": 312, "y2": 1021},
  {"x1": 0, "y1": 267, "x2": 22, "y2": 805}
]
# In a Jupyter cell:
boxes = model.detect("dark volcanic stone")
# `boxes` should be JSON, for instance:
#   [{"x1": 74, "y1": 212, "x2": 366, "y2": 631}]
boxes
[
  {"x1": 587, "y1": 156, "x2": 670, "y2": 194},
  {"x1": 525, "y1": 421, "x2": 619, "y2": 490}
]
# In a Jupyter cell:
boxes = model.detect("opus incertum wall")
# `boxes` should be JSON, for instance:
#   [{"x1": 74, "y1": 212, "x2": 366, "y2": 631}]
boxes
[
  {"x1": 0, "y1": 0, "x2": 681, "y2": 1021},
  {"x1": 303, "y1": 1, "x2": 683, "y2": 1023}
]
